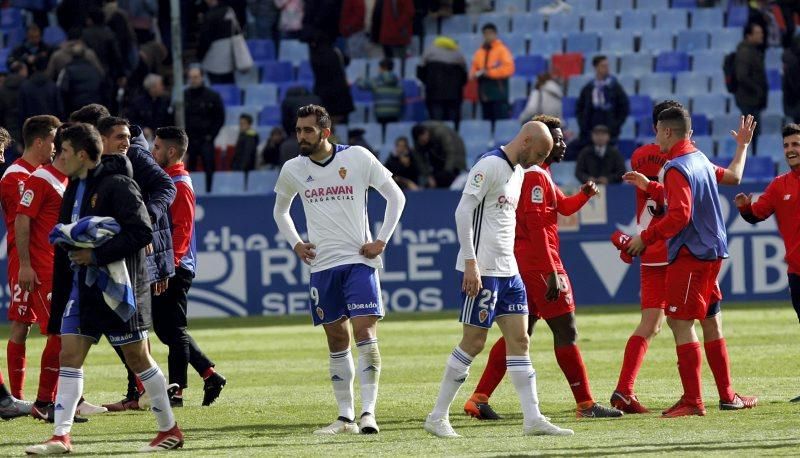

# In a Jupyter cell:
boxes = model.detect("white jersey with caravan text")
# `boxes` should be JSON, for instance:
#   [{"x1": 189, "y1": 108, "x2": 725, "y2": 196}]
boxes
[
  {"x1": 274, "y1": 144, "x2": 393, "y2": 273},
  {"x1": 455, "y1": 149, "x2": 524, "y2": 276}
]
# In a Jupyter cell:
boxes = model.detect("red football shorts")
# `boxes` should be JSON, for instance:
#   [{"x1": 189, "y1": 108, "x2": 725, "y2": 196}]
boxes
[
  {"x1": 640, "y1": 265, "x2": 667, "y2": 310},
  {"x1": 521, "y1": 270, "x2": 575, "y2": 320},
  {"x1": 7, "y1": 275, "x2": 53, "y2": 335},
  {"x1": 665, "y1": 252, "x2": 723, "y2": 321}
]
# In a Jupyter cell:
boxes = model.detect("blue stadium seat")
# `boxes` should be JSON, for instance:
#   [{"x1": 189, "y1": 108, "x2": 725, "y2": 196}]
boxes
[
  {"x1": 261, "y1": 61, "x2": 294, "y2": 83},
  {"x1": 676, "y1": 30, "x2": 709, "y2": 52},
  {"x1": 247, "y1": 39, "x2": 276, "y2": 63},
  {"x1": 668, "y1": 94, "x2": 692, "y2": 110},
  {"x1": 709, "y1": 74, "x2": 727, "y2": 94},
  {"x1": 211, "y1": 84, "x2": 241, "y2": 106},
  {"x1": 710, "y1": 28, "x2": 741, "y2": 52},
  {"x1": 258, "y1": 105, "x2": 281, "y2": 126},
  {"x1": 42, "y1": 26, "x2": 66, "y2": 46},
  {"x1": 550, "y1": 161, "x2": 580, "y2": 188},
  {"x1": 761, "y1": 113, "x2": 785, "y2": 135},
  {"x1": 448, "y1": 33, "x2": 483, "y2": 55},
  {"x1": 691, "y1": 49, "x2": 725, "y2": 74},
  {"x1": 350, "y1": 84, "x2": 373, "y2": 105},
  {"x1": 692, "y1": 93, "x2": 728, "y2": 117},
  {"x1": 0, "y1": 8, "x2": 22, "y2": 29},
  {"x1": 4, "y1": 27, "x2": 24, "y2": 48},
  {"x1": 510, "y1": 77, "x2": 529, "y2": 101},
  {"x1": 619, "y1": 53, "x2": 653, "y2": 77},
  {"x1": 235, "y1": 66, "x2": 260, "y2": 86},
  {"x1": 637, "y1": 0, "x2": 668, "y2": 10},
  {"x1": 277, "y1": 81, "x2": 312, "y2": 102},
  {"x1": 493, "y1": 119, "x2": 519, "y2": 143},
  {"x1": 655, "y1": 51, "x2": 690, "y2": 74},
  {"x1": 654, "y1": 9, "x2": 688, "y2": 29},
  {"x1": 224, "y1": 105, "x2": 260, "y2": 125},
  {"x1": 401, "y1": 100, "x2": 428, "y2": 122},
  {"x1": 297, "y1": 60, "x2": 314, "y2": 82},
  {"x1": 346, "y1": 58, "x2": 369, "y2": 83},
  {"x1": 672, "y1": 0, "x2": 697, "y2": 8},
  {"x1": 211, "y1": 171, "x2": 246, "y2": 195},
  {"x1": 496, "y1": 0, "x2": 528, "y2": 13},
  {"x1": 691, "y1": 114, "x2": 710, "y2": 136},
  {"x1": 402, "y1": 79, "x2": 421, "y2": 98},
  {"x1": 566, "y1": 32, "x2": 599, "y2": 54},
  {"x1": 618, "y1": 74, "x2": 637, "y2": 95},
  {"x1": 509, "y1": 98, "x2": 525, "y2": 120},
  {"x1": 568, "y1": 0, "x2": 599, "y2": 11},
  {"x1": 500, "y1": 34, "x2": 526, "y2": 56},
  {"x1": 675, "y1": 72, "x2": 709, "y2": 96},
  {"x1": 349, "y1": 123, "x2": 383, "y2": 147},
  {"x1": 244, "y1": 84, "x2": 278, "y2": 106},
  {"x1": 766, "y1": 47, "x2": 782, "y2": 69},
  {"x1": 765, "y1": 91, "x2": 783, "y2": 115},
  {"x1": 628, "y1": 95, "x2": 653, "y2": 118},
  {"x1": 402, "y1": 57, "x2": 420, "y2": 80},
  {"x1": 600, "y1": 31, "x2": 635, "y2": 54},
  {"x1": 620, "y1": 117, "x2": 636, "y2": 138},
  {"x1": 547, "y1": 13, "x2": 581, "y2": 33},
  {"x1": 741, "y1": 156, "x2": 776, "y2": 182},
  {"x1": 384, "y1": 122, "x2": 415, "y2": 144},
  {"x1": 567, "y1": 74, "x2": 592, "y2": 97},
  {"x1": 189, "y1": 173, "x2": 206, "y2": 196},
  {"x1": 511, "y1": 13, "x2": 545, "y2": 36},
  {"x1": 638, "y1": 73, "x2": 673, "y2": 99},
  {"x1": 278, "y1": 40, "x2": 309, "y2": 63},
  {"x1": 617, "y1": 138, "x2": 638, "y2": 158},
  {"x1": 691, "y1": 9, "x2": 724, "y2": 29},
  {"x1": 600, "y1": 0, "x2": 632, "y2": 11},
  {"x1": 756, "y1": 134, "x2": 786, "y2": 162},
  {"x1": 459, "y1": 119, "x2": 492, "y2": 136},
  {"x1": 476, "y1": 13, "x2": 512, "y2": 34},
  {"x1": 639, "y1": 30, "x2": 675, "y2": 54},
  {"x1": 582, "y1": 13, "x2": 616, "y2": 33},
  {"x1": 726, "y1": 5, "x2": 749, "y2": 28},
  {"x1": 636, "y1": 116, "x2": 653, "y2": 138},
  {"x1": 714, "y1": 135, "x2": 738, "y2": 157},
  {"x1": 466, "y1": 141, "x2": 490, "y2": 166},
  {"x1": 712, "y1": 113, "x2": 741, "y2": 137},
  {"x1": 562, "y1": 96, "x2": 577, "y2": 118},
  {"x1": 767, "y1": 69, "x2": 782, "y2": 91},
  {"x1": 422, "y1": 15, "x2": 438, "y2": 35},
  {"x1": 245, "y1": 170, "x2": 280, "y2": 194},
  {"x1": 692, "y1": 136, "x2": 715, "y2": 156},
  {"x1": 529, "y1": 34, "x2": 563, "y2": 56},
  {"x1": 441, "y1": 14, "x2": 474, "y2": 35},
  {"x1": 514, "y1": 55, "x2": 549, "y2": 80},
  {"x1": 620, "y1": 10, "x2": 652, "y2": 30}
]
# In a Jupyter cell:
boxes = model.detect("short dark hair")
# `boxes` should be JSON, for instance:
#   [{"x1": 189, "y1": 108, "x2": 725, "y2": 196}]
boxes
[
  {"x1": 54, "y1": 122, "x2": 74, "y2": 156},
  {"x1": 592, "y1": 55, "x2": 608, "y2": 67},
  {"x1": 0, "y1": 126, "x2": 11, "y2": 150},
  {"x1": 379, "y1": 58, "x2": 394, "y2": 71},
  {"x1": 69, "y1": 104, "x2": 110, "y2": 126},
  {"x1": 532, "y1": 114, "x2": 561, "y2": 131},
  {"x1": 652, "y1": 100, "x2": 684, "y2": 129},
  {"x1": 60, "y1": 123, "x2": 103, "y2": 161},
  {"x1": 783, "y1": 123, "x2": 800, "y2": 139},
  {"x1": 296, "y1": 104, "x2": 331, "y2": 130},
  {"x1": 657, "y1": 106, "x2": 691, "y2": 136},
  {"x1": 481, "y1": 23, "x2": 497, "y2": 33},
  {"x1": 240, "y1": 113, "x2": 254, "y2": 125},
  {"x1": 411, "y1": 124, "x2": 429, "y2": 141},
  {"x1": 155, "y1": 126, "x2": 189, "y2": 156},
  {"x1": 744, "y1": 22, "x2": 762, "y2": 39},
  {"x1": 22, "y1": 115, "x2": 60, "y2": 149},
  {"x1": 96, "y1": 116, "x2": 130, "y2": 136}
]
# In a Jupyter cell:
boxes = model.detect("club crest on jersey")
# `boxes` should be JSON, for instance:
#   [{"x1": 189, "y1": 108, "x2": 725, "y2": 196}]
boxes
[
  {"x1": 20, "y1": 189, "x2": 34, "y2": 207},
  {"x1": 316, "y1": 306, "x2": 324, "y2": 320},
  {"x1": 478, "y1": 309, "x2": 489, "y2": 323},
  {"x1": 471, "y1": 172, "x2": 485, "y2": 189},
  {"x1": 17, "y1": 181, "x2": 24, "y2": 195},
  {"x1": 339, "y1": 167, "x2": 347, "y2": 179},
  {"x1": 90, "y1": 194, "x2": 98, "y2": 208},
  {"x1": 531, "y1": 186, "x2": 544, "y2": 203}
]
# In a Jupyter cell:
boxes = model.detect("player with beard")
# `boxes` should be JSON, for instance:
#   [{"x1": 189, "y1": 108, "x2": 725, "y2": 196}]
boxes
[
  {"x1": 272, "y1": 105, "x2": 406, "y2": 435},
  {"x1": 463, "y1": 115, "x2": 623, "y2": 420}
]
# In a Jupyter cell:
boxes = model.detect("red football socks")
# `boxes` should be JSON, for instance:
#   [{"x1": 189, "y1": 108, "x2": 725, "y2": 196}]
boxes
[
  {"x1": 676, "y1": 341, "x2": 703, "y2": 406},
  {"x1": 704, "y1": 338, "x2": 735, "y2": 403},
  {"x1": 473, "y1": 337, "x2": 507, "y2": 398},
  {"x1": 615, "y1": 335, "x2": 649, "y2": 395},
  {"x1": 554, "y1": 344, "x2": 593, "y2": 404},
  {"x1": 7, "y1": 340, "x2": 26, "y2": 399},
  {"x1": 202, "y1": 367, "x2": 217, "y2": 380},
  {"x1": 37, "y1": 335, "x2": 61, "y2": 403}
]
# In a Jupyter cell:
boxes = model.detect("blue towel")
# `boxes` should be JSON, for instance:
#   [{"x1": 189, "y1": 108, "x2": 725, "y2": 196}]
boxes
[{"x1": 50, "y1": 216, "x2": 137, "y2": 322}]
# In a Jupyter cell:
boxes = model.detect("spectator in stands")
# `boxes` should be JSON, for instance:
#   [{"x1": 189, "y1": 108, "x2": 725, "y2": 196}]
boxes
[
  {"x1": 575, "y1": 124, "x2": 626, "y2": 185},
  {"x1": 309, "y1": 45, "x2": 354, "y2": 124},
  {"x1": 348, "y1": 128, "x2": 376, "y2": 155},
  {"x1": 128, "y1": 41, "x2": 168, "y2": 97},
  {"x1": 127, "y1": 74, "x2": 173, "y2": 137},
  {"x1": 734, "y1": 22, "x2": 767, "y2": 151},
  {"x1": 301, "y1": 0, "x2": 343, "y2": 46},
  {"x1": 357, "y1": 58, "x2": 404, "y2": 124},
  {"x1": 575, "y1": 55, "x2": 629, "y2": 152},
  {"x1": 784, "y1": 36, "x2": 800, "y2": 123},
  {"x1": 19, "y1": 55, "x2": 64, "y2": 121},
  {"x1": 119, "y1": 0, "x2": 159, "y2": 44},
  {"x1": 197, "y1": 0, "x2": 241, "y2": 84},
  {"x1": 45, "y1": 28, "x2": 105, "y2": 81},
  {"x1": 231, "y1": 113, "x2": 259, "y2": 171},
  {"x1": 470, "y1": 23, "x2": 515, "y2": 122},
  {"x1": 276, "y1": 0, "x2": 304, "y2": 37},
  {"x1": 7, "y1": 24, "x2": 52, "y2": 73},
  {"x1": 371, "y1": 0, "x2": 415, "y2": 58},
  {"x1": 58, "y1": 43, "x2": 108, "y2": 116},
  {"x1": 82, "y1": 9, "x2": 125, "y2": 82},
  {"x1": 411, "y1": 121, "x2": 466, "y2": 188},
  {"x1": 518, "y1": 72, "x2": 563, "y2": 124},
  {"x1": 247, "y1": 0, "x2": 280, "y2": 40},
  {"x1": 102, "y1": 0, "x2": 139, "y2": 75},
  {"x1": 384, "y1": 136, "x2": 420, "y2": 191},
  {"x1": 418, "y1": 35, "x2": 467, "y2": 127},
  {"x1": 184, "y1": 67, "x2": 225, "y2": 192},
  {"x1": 259, "y1": 126, "x2": 286, "y2": 169},
  {"x1": 0, "y1": 62, "x2": 27, "y2": 152},
  {"x1": 281, "y1": 85, "x2": 323, "y2": 136}
]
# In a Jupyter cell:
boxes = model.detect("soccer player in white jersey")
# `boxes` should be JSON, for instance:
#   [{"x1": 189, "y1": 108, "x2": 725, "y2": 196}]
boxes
[
  {"x1": 273, "y1": 105, "x2": 406, "y2": 435},
  {"x1": 424, "y1": 121, "x2": 574, "y2": 438}
]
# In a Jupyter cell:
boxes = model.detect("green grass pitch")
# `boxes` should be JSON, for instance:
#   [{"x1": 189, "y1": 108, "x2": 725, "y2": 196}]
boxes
[{"x1": 1, "y1": 301, "x2": 799, "y2": 456}]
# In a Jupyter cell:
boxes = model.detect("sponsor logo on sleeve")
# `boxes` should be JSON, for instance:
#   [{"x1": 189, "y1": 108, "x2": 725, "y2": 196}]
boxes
[
  {"x1": 470, "y1": 172, "x2": 485, "y2": 189},
  {"x1": 531, "y1": 186, "x2": 544, "y2": 203},
  {"x1": 20, "y1": 189, "x2": 34, "y2": 207}
]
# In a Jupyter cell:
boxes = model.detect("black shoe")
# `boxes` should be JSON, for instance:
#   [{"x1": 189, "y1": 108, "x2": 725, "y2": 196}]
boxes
[
  {"x1": 202, "y1": 373, "x2": 226, "y2": 406},
  {"x1": 576, "y1": 402, "x2": 624, "y2": 419},
  {"x1": 167, "y1": 384, "x2": 183, "y2": 407},
  {"x1": 32, "y1": 403, "x2": 89, "y2": 423},
  {"x1": 464, "y1": 396, "x2": 503, "y2": 420}
]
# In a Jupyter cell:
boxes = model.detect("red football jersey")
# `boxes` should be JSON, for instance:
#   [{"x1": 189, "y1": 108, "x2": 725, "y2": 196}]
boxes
[
  {"x1": 16, "y1": 165, "x2": 68, "y2": 274},
  {"x1": 516, "y1": 165, "x2": 561, "y2": 272},
  {"x1": 630, "y1": 144, "x2": 669, "y2": 266},
  {"x1": 0, "y1": 159, "x2": 38, "y2": 261}
]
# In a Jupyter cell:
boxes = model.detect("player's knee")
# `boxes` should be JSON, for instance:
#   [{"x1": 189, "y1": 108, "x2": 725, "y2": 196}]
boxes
[
  {"x1": 506, "y1": 333, "x2": 530, "y2": 354},
  {"x1": 552, "y1": 326, "x2": 577, "y2": 346},
  {"x1": 59, "y1": 347, "x2": 82, "y2": 368},
  {"x1": 459, "y1": 335, "x2": 487, "y2": 356}
]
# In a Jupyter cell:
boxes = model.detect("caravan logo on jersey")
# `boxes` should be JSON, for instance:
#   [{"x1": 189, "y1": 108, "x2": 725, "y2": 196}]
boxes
[
  {"x1": 496, "y1": 195, "x2": 518, "y2": 211},
  {"x1": 303, "y1": 185, "x2": 355, "y2": 203}
]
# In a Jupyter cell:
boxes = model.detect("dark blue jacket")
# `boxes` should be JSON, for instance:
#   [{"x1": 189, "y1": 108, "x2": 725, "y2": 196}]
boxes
[{"x1": 128, "y1": 125, "x2": 176, "y2": 282}]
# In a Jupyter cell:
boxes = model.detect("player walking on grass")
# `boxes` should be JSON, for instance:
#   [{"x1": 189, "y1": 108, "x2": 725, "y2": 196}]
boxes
[
  {"x1": 273, "y1": 104, "x2": 406, "y2": 435},
  {"x1": 463, "y1": 115, "x2": 621, "y2": 421},
  {"x1": 625, "y1": 108, "x2": 758, "y2": 417},
  {"x1": 424, "y1": 121, "x2": 573, "y2": 438},
  {"x1": 733, "y1": 123, "x2": 800, "y2": 402}
]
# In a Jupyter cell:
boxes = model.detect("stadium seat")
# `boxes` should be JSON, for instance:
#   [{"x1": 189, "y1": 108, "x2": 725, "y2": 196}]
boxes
[
  {"x1": 655, "y1": 51, "x2": 690, "y2": 74},
  {"x1": 638, "y1": 73, "x2": 673, "y2": 100},
  {"x1": 297, "y1": 61, "x2": 314, "y2": 81},
  {"x1": 726, "y1": 5, "x2": 749, "y2": 28},
  {"x1": 42, "y1": 26, "x2": 65, "y2": 46},
  {"x1": 547, "y1": 13, "x2": 581, "y2": 33},
  {"x1": 672, "y1": 0, "x2": 697, "y2": 8},
  {"x1": 349, "y1": 123, "x2": 383, "y2": 147},
  {"x1": 600, "y1": 31, "x2": 635, "y2": 54},
  {"x1": 401, "y1": 100, "x2": 428, "y2": 122},
  {"x1": 247, "y1": 39, "x2": 276, "y2": 63},
  {"x1": 346, "y1": 58, "x2": 369, "y2": 83},
  {"x1": 567, "y1": 74, "x2": 592, "y2": 97},
  {"x1": 510, "y1": 77, "x2": 529, "y2": 101},
  {"x1": 459, "y1": 119, "x2": 492, "y2": 136},
  {"x1": 636, "y1": 116, "x2": 653, "y2": 138},
  {"x1": 620, "y1": 117, "x2": 636, "y2": 138},
  {"x1": 566, "y1": 32, "x2": 599, "y2": 54},
  {"x1": 0, "y1": 8, "x2": 22, "y2": 29},
  {"x1": 402, "y1": 79, "x2": 421, "y2": 99},
  {"x1": 691, "y1": 114, "x2": 710, "y2": 136},
  {"x1": 261, "y1": 61, "x2": 294, "y2": 83},
  {"x1": 691, "y1": 9, "x2": 724, "y2": 29},
  {"x1": 766, "y1": 47, "x2": 782, "y2": 69},
  {"x1": 741, "y1": 156, "x2": 777, "y2": 182},
  {"x1": 709, "y1": 74, "x2": 727, "y2": 94},
  {"x1": 189, "y1": 173, "x2": 206, "y2": 196},
  {"x1": 714, "y1": 135, "x2": 738, "y2": 157},
  {"x1": 712, "y1": 113, "x2": 741, "y2": 136},
  {"x1": 619, "y1": 53, "x2": 653, "y2": 77},
  {"x1": 628, "y1": 95, "x2": 654, "y2": 118},
  {"x1": 225, "y1": 105, "x2": 260, "y2": 125},
  {"x1": 511, "y1": 13, "x2": 545, "y2": 36},
  {"x1": 767, "y1": 69, "x2": 782, "y2": 91},
  {"x1": 566, "y1": 0, "x2": 598, "y2": 11},
  {"x1": 692, "y1": 136, "x2": 715, "y2": 156},
  {"x1": 278, "y1": 40, "x2": 309, "y2": 63},
  {"x1": 503, "y1": 34, "x2": 528, "y2": 56},
  {"x1": 496, "y1": 0, "x2": 528, "y2": 13},
  {"x1": 760, "y1": 113, "x2": 785, "y2": 135},
  {"x1": 710, "y1": 28, "x2": 741, "y2": 52},
  {"x1": 244, "y1": 84, "x2": 278, "y2": 107},
  {"x1": 494, "y1": 119, "x2": 519, "y2": 143},
  {"x1": 441, "y1": 14, "x2": 473, "y2": 35},
  {"x1": 245, "y1": 170, "x2": 280, "y2": 194},
  {"x1": 447, "y1": 33, "x2": 483, "y2": 55},
  {"x1": 402, "y1": 57, "x2": 420, "y2": 80},
  {"x1": 654, "y1": 9, "x2": 688, "y2": 29},
  {"x1": 211, "y1": 84, "x2": 242, "y2": 106},
  {"x1": 350, "y1": 84, "x2": 373, "y2": 105},
  {"x1": 765, "y1": 91, "x2": 783, "y2": 115},
  {"x1": 466, "y1": 141, "x2": 491, "y2": 166},
  {"x1": 692, "y1": 93, "x2": 728, "y2": 117},
  {"x1": 258, "y1": 105, "x2": 281, "y2": 126},
  {"x1": 582, "y1": 13, "x2": 616, "y2": 33},
  {"x1": 550, "y1": 161, "x2": 580, "y2": 188},
  {"x1": 675, "y1": 72, "x2": 709, "y2": 96},
  {"x1": 600, "y1": 0, "x2": 632, "y2": 11},
  {"x1": 514, "y1": 55, "x2": 549, "y2": 80},
  {"x1": 639, "y1": 30, "x2": 675, "y2": 54},
  {"x1": 235, "y1": 66, "x2": 260, "y2": 86},
  {"x1": 618, "y1": 74, "x2": 637, "y2": 96},
  {"x1": 637, "y1": 0, "x2": 668, "y2": 10},
  {"x1": 616, "y1": 138, "x2": 637, "y2": 158},
  {"x1": 510, "y1": 98, "x2": 526, "y2": 120},
  {"x1": 211, "y1": 171, "x2": 246, "y2": 195},
  {"x1": 422, "y1": 15, "x2": 438, "y2": 35},
  {"x1": 756, "y1": 134, "x2": 786, "y2": 162},
  {"x1": 676, "y1": 30, "x2": 709, "y2": 53},
  {"x1": 562, "y1": 96, "x2": 577, "y2": 118},
  {"x1": 4, "y1": 27, "x2": 24, "y2": 48},
  {"x1": 529, "y1": 34, "x2": 563, "y2": 56},
  {"x1": 476, "y1": 13, "x2": 512, "y2": 34},
  {"x1": 620, "y1": 10, "x2": 652, "y2": 30},
  {"x1": 551, "y1": 53, "x2": 584, "y2": 78},
  {"x1": 277, "y1": 81, "x2": 312, "y2": 102},
  {"x1": 384, "y1": 122, "x2": 415, "y2": 144},
  {"x1": 691, "y1": 49, "x2": 725, "y2": 74}
]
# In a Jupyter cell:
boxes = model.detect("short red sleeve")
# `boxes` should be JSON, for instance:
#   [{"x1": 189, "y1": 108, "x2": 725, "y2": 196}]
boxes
[{"x1": 17, "y1": 176, "x2": 49, "y2": 218}]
